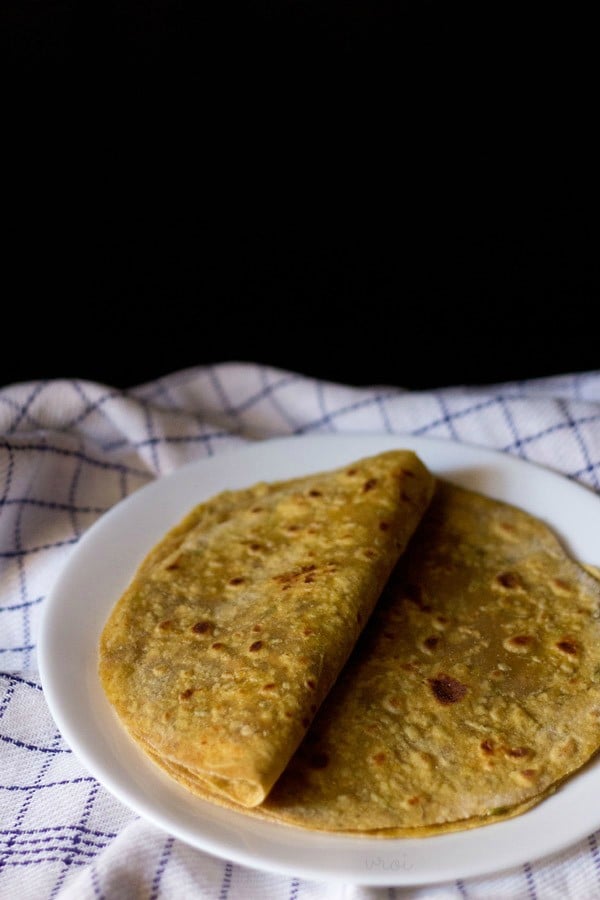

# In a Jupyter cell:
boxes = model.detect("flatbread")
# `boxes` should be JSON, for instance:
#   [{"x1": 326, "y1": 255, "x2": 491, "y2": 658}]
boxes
[
  {"x1": 255, "y1": 480, "x2": 600, "y2": 833},
  {"x1": 99, "y1": 450, "x2": 434, "y2": 807},
  {"x1": 146, "y1": 480, "x2": 600, "y2": 836}
]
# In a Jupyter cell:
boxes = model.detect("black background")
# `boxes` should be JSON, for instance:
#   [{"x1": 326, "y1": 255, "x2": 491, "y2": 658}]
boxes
[{"x1": 3, "y1": 1, "x2": 598, "y2": 391}]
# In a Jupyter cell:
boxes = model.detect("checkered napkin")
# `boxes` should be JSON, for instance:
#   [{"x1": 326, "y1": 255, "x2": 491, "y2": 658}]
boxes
[{"x1": 1, "y1": 363, "x2": 600, "y2": 900}]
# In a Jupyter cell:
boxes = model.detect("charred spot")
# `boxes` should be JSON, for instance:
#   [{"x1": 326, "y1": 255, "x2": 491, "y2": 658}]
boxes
[
  {"x1": 262, "y1": 683, "x2": 276, "y2": 691},
  {"x1": 179, "y1": 688, "x2": 194, "y2": 700},
  {"x1": 228, "y1": 576, "x2": 245, "y2": 586},
  {"x1": 362, "y1": 549, "x2": 377, "y2": 559},
  {"x1": 428, "y1": 674, "x2": 468, "y2": 705},
  {"x1": 250, "y1": 506, "x2": 263, "y2": 513},
  {"x1": 363, "y1": 478, "x2": 378, "y2": 492},
  {"x1": 346, "y1": 467, "x2": 358, "y2": 476},
  {"x1": 496, "y1": 571, "x2": 523, "y2": 589},
  {"x1": 423, "y1": 635, "x2": 440, "y2": 651},
  {"x1": 408, "y1": 795, "x2": 421, "y2": 805},
  {"x1": 480, "y1": 740, "x2": 495, "y2": 755},
  {"x1": 309, "y1": 751, "x2": 329, "y2": 769},
  {"x1": 401, "y1": 468, "x2": 416, "y2": 479},
  {"x1": 191, "y1": 621, "x2": 214, "y2": 635},
  {"x1": 521, "y1": 768, "x2": 537, "y2": 779},
  {"x1": 249, "y1": 640, "x2": 263, "y2": 652},
  {"x1": 165, "y1": 561, "x2": 180, "y2": 571},
  {"x1": 372, "y1": 752, "x2": 387, "y2": 765},
  {"x1": 304, "y1": 575, "x2": 315, "y2": 583},
  {"x1": 303, "y1": 626, "x2": 315, "y2": 636},
  {"x1": 379, "y1": 521, "x2": 390, "y2": 531},
  {"x1": 250, "y1": 543, "x2": 264, "y2": 552},
  {"x1": 285, "y1": 524, "x2": 300, "y2": 532},
  {"x1": 158, "y1": 620, "x2": 173, "y2": 631},
  {"x1": 211, "y1": 642, "x2": 224, "y2": 650},
  {"x1": 556, "y1": 639, "x2": 578, "y2": 655},
  {"x1": 252, "y1": 624, "x2": 262, "y2": 632},
  {"x1": 306, "y1": 678, "x2": 316, "y2": 690},
  {"x1": 308, "y1": 489, "x2": 323, "y2": 497}
]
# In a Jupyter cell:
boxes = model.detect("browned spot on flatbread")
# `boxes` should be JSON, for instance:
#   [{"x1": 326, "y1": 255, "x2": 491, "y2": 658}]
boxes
[
  {"x1": 428, "y1": 674, "x2": 468, "y2": 705},
  {"x1": 556, "y1": 639, "x2": 579, "y2": 655},
  {"x1": 504, "y1": 634, "x2": 535, "y2": 653},
  {"x1": 505, "y1": 746, "x2": 531, "y2": 758},
  {"x1": 179, "y1": 688, "x2": 194, "y2": 700},
  {"x1": 191, "y1": 621, "x2": 214, "y2": 635},
  {"x1": 423, "y1": 635, "x2": 440, "y2": 650},
  {"x1": 496, "y1": 571, "x2": 523, "y2": 589}
]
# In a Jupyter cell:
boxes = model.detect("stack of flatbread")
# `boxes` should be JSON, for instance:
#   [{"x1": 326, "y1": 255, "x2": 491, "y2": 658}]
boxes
[{"x1": 99, "y1": 450, "x2": 600, "y2": 836}]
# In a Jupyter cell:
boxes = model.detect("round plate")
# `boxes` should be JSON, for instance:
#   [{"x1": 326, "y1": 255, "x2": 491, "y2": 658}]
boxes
[{"x1": 38, "y1": 434, "x2": 600, "y2": 885}]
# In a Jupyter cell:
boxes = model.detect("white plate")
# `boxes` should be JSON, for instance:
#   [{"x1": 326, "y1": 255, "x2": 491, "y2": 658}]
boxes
[{"x1": 38, "y1": 434, "x2": 600, "y2": 886}]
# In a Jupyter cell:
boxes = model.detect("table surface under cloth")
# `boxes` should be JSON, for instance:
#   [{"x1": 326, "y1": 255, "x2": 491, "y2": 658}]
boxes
[{"x1": 1, "y1": 363, "x2": 600, "y2": 900}]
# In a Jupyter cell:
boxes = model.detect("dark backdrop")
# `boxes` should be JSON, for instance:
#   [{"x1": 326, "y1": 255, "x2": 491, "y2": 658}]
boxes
[{"x1": 3, "y1": 1, "x2": 597, "y2": 390}]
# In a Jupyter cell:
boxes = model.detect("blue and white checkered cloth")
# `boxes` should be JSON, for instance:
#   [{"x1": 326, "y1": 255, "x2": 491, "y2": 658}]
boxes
[{"x1": 1, "y1": 363, "x2": 600, "y2": 900}]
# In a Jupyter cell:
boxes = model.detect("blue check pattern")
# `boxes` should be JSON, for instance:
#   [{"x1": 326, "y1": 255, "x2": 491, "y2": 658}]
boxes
[{"x1": 1, "y1": 364, "x2": 600, "y2": 899}]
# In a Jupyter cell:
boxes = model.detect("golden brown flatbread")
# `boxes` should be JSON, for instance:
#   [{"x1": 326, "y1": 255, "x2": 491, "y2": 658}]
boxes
[
  {"x1": 254, "y1": 480, "x2": 600, "y2": 834},
  {"x1": 143, "y1": 480, "x2": 600, "y2": 837},
  {"x1": 99, "y1": 450, "x2": 434, "y2": 807}
]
